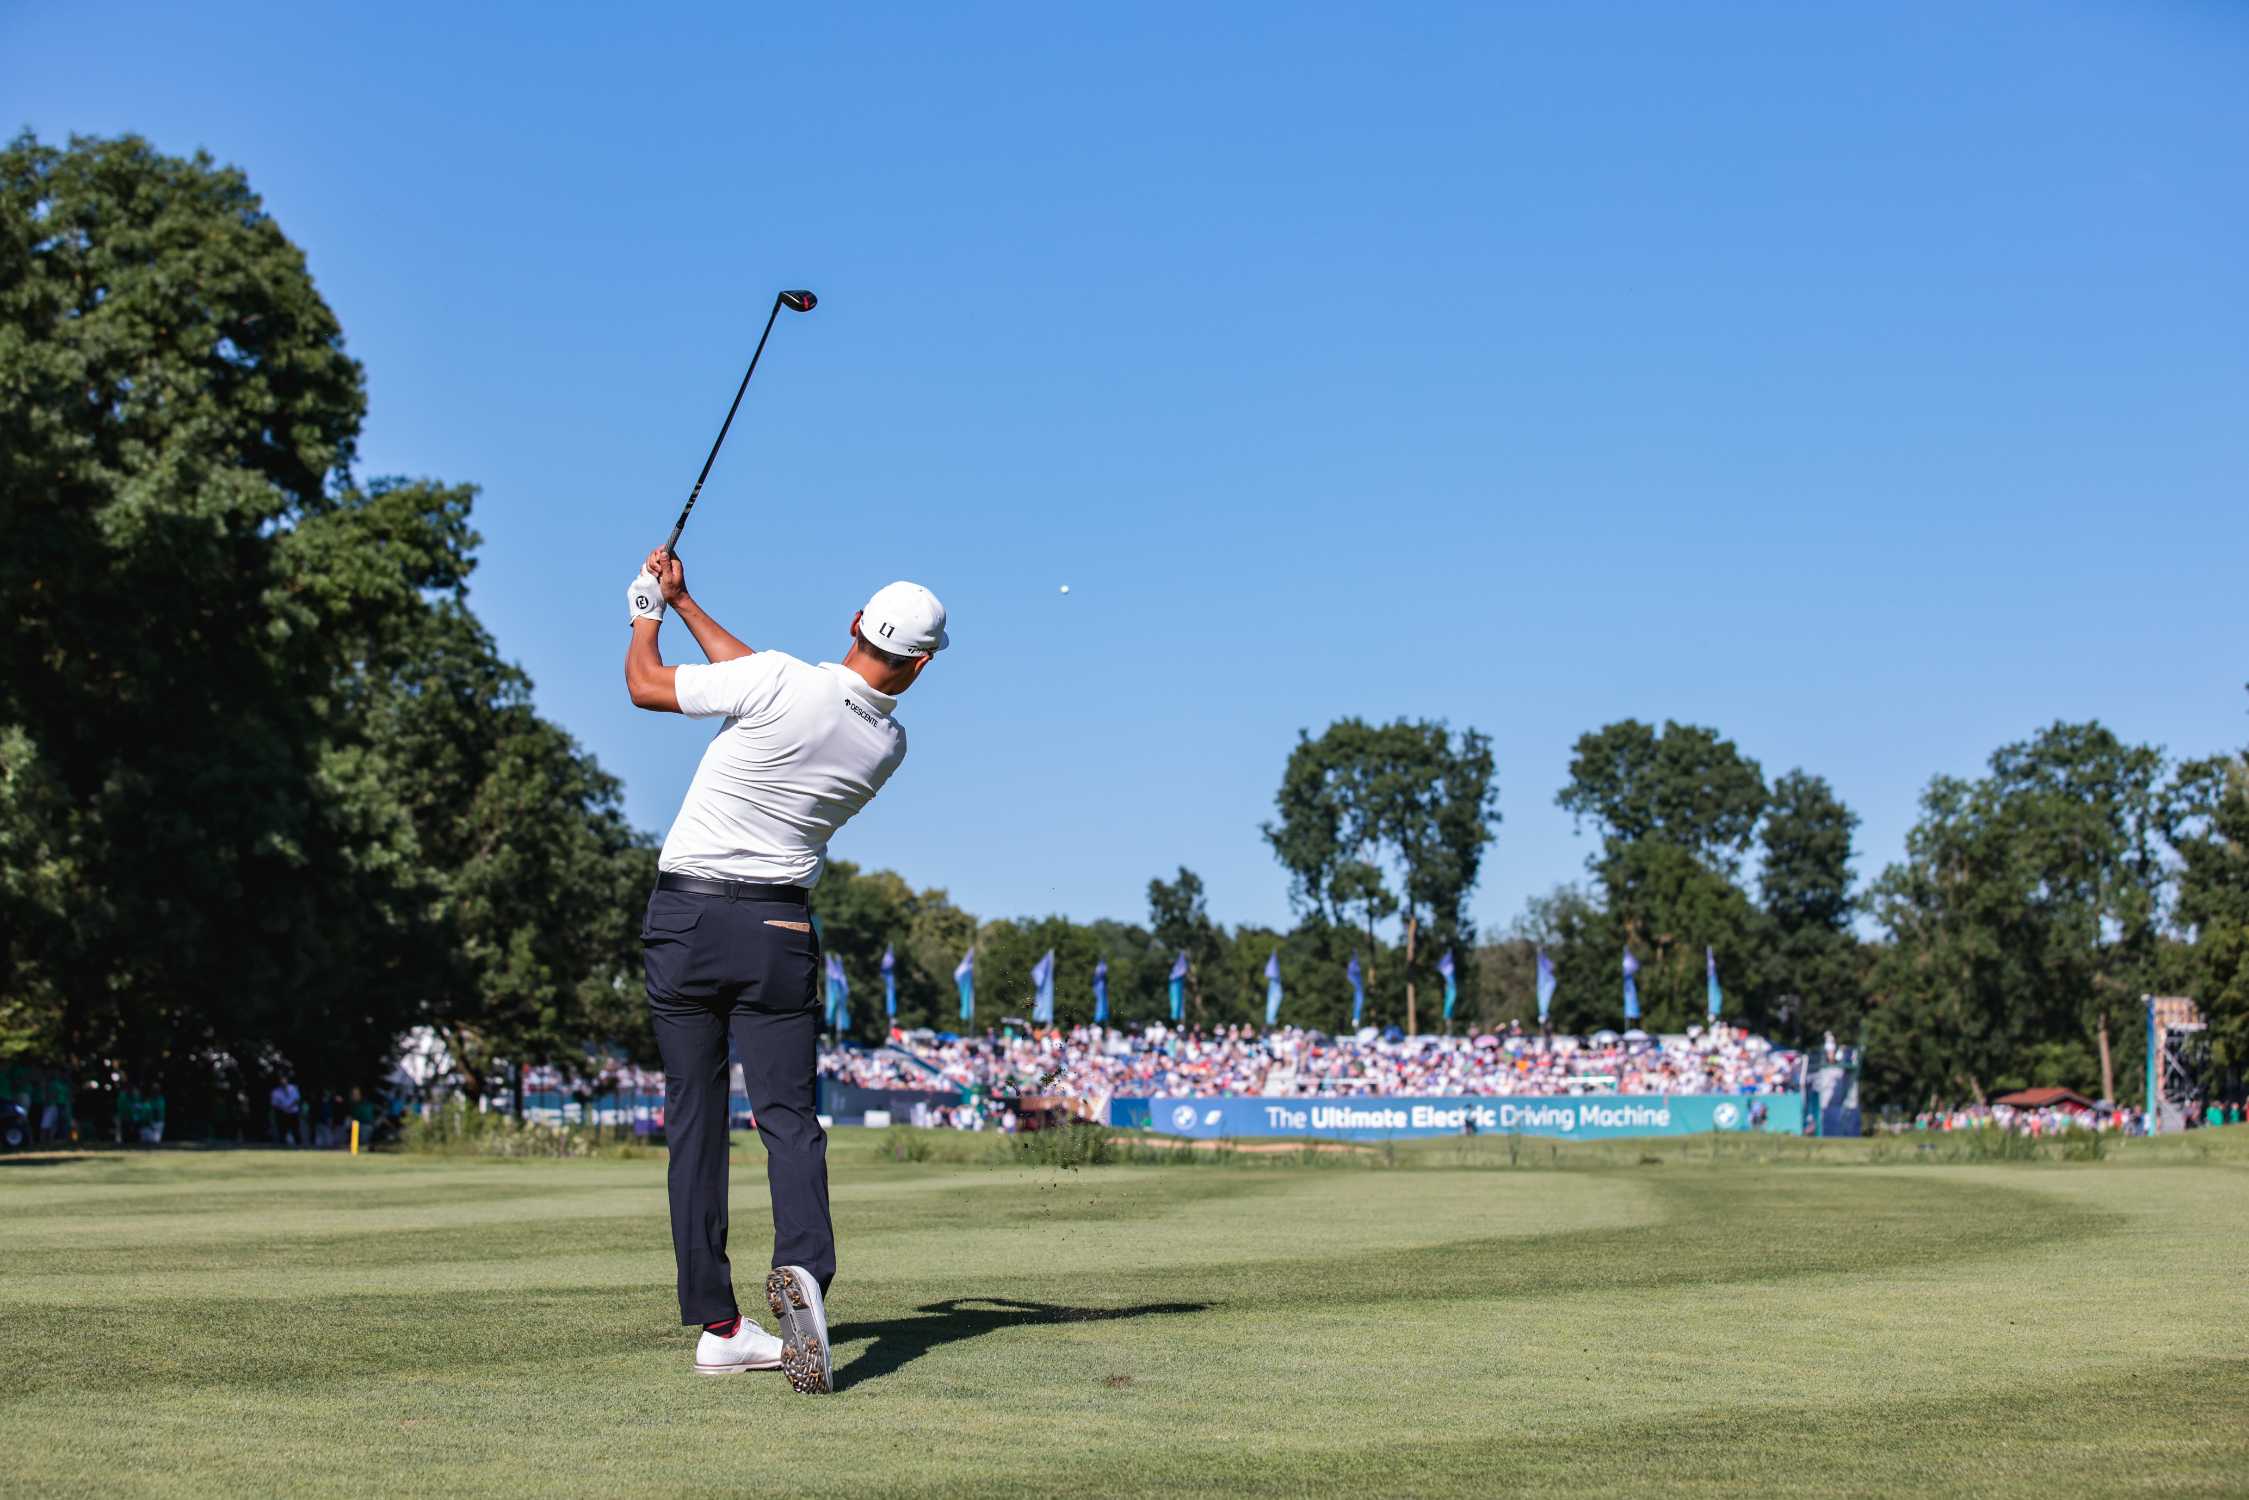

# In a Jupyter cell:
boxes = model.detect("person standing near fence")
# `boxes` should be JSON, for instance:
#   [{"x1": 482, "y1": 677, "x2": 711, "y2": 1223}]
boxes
[
  {"x1": 624, "y1": 547, "x2": 947, "y2": 1394},
  {"x1": 269, "y1": 1077, "x2": 303, "y2": 1147}
]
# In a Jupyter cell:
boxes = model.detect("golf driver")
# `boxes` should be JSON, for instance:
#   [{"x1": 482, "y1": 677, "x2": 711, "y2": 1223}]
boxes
[{"x1": 661, "y1": 289, "x2": 817, "y2": 556}]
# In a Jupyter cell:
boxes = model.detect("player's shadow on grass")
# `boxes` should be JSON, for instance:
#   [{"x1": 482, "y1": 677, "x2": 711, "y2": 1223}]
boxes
[{"x1": 829, "y1": 1296, "x2": 1207, "y2": 1390}]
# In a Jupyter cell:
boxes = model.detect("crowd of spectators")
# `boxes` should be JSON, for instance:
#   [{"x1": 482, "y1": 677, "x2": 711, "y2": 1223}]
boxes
[
  {"x1": 818, "y1": 1021, "x2": 1806, "y2": 1103},
  {"x1": 1, "y1": 1063, "x2": 76, "y2": 1145},
  {"x1": 1900, "y1": 1102, "x2": 2161, "y2": 1136}
]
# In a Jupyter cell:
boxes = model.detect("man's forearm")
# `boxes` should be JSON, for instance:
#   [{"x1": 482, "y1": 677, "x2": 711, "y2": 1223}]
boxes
[
  {"x1": 625, "y1": 618, "x2": 680, "y2": 711},
  {"x1": 672, "y1": 593, "x2": 753, "y2": 663}
]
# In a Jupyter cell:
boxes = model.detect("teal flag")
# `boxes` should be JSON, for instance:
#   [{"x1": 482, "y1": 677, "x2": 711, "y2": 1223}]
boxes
[
  {"x1": 1536, "y1": 948, "x2": 1556, "y2": 1024},
  {"x1": 1263, "y1": 950, "x2": 1283, "y2": 1027},
  {"x1": 1435, "y1": 949, "x2": 1457, "y2": 1023},
  {"x1": 1705, "y1": 946, "x2": 1722, "y2": 1020},
  {"x1": 954, "y1": 947, "x2": 975, "y2": 1023},
  {"x1": 1167, "y1": 951, "x2": 1188, "y2": 1022}
]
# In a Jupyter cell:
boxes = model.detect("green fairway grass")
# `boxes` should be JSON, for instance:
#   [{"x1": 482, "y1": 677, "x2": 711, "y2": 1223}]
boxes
[{"x1": 3, "y1": 1130, "x2": 2244, "y2": 1498}]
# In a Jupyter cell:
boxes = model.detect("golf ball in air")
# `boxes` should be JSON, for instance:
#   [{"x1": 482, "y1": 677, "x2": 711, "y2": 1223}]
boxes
[{"x1": 1059, "y1": 585, "x2": 1070, "y2": 594}]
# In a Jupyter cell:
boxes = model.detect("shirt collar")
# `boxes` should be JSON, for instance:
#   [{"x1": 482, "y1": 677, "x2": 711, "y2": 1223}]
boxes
[{"x1": 820, "y1": 660, "x2": 898, "y2": 716}]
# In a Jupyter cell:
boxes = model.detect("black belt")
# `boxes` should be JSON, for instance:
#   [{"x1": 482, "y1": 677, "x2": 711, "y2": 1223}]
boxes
[{"x1": 655, "y1": 872, "x2": 809, "y2": 904}]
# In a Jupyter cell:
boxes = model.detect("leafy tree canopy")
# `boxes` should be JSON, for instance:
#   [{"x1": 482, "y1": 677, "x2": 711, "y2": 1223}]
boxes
[
  {"x1": 1557, "y1": 719, "x2": 1767, "y2": 875},
  {"x1": 1866, "y1": 721, "x2": 2180, "y2": 1108},
  {"x1": 1262, "y1": 717, "x2": 1498, "y2": 1029},
  {"x1": 0, "y1": 133, "x2": 650, "y2": 1127}
]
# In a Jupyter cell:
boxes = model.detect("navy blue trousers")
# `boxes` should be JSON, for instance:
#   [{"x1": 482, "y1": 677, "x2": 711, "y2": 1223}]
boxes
[{"x1": 643, "y1": 887, "x2": 835, "y2": 1326}]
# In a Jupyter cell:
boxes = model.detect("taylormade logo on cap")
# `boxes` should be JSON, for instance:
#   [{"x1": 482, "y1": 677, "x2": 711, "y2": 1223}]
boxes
[{"x1": 861, "y1": 581, "x2": 949, "y2": 657}]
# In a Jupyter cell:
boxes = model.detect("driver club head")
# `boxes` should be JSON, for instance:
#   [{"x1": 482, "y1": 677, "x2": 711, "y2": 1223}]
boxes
[{"x1": 779, "y1": 290, "x2": 817, "y2": 312}]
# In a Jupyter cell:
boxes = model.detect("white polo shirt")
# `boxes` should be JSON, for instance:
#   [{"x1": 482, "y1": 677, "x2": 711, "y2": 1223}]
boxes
[{"x1": 658, "y1": 650, "x2": 908, "y2": 888}]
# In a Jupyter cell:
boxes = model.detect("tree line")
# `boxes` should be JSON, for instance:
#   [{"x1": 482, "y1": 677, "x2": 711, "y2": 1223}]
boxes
[
  {"x1": 1500, "y1": 716, "x2": 2249, "y2": 1112},
  {"x1": 818, "y1": 705, "x2": 2249, "y2": 1120},
  {"x1": 1, "y1": 134, "x2": 653, "y2": 1131},
  {"x1": 3, "y1": 134, "x2": 2243, "y2": 1130}
]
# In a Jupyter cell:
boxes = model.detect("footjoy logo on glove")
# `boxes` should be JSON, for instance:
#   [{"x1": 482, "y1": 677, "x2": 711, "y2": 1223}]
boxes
[
  {"x1": 636, "y1": 592, "x2": 652, "y2": 610},
  {"x1": 1171, "y1": 1104, "x2": 1198, "y2": 1132}
]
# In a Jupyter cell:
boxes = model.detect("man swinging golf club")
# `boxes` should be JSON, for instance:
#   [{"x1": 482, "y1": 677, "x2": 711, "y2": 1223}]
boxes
[{"x1": 625, "y1": 547, "x2": 947, "y2": 1394}]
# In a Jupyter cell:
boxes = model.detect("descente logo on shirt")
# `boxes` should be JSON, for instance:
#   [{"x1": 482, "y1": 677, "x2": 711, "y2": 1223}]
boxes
[{"x1": 841, "y1": 695, "x2": 882, "y2": 726}]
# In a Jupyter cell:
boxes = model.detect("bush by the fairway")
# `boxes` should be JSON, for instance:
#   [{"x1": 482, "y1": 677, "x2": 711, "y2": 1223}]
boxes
[{"x1": 399, "y1": 1098, "x2": 654, "y2": 1160}]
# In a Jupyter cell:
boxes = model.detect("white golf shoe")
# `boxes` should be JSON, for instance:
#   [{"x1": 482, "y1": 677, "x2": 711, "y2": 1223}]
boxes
[
  {"x1": 692, "y1": 1318, "x2": 785, "y2": 1375},
  {"x1": 766, "y1": 1265, "x2": 832, "y2": 1395}
]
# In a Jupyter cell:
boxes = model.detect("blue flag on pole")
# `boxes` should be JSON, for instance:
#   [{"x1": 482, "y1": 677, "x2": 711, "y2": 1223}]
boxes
[
  {"x1": 1347, "y1": 952, "x2": 1366, "y2": 1028},
  {"x1": 825, "y1": 954, "x2": 849, "y2": 1031},
  {"x1": 1705, "y1": 946, "x2": 1721, "y2": 1021},
  {"x1": 1264, "y1": 950, "x2": 1283, "y2": 1027},
  {"x1": 954, "y1": 947, "x2": 975, "y2": 1024},
  {"x1": 1536, "y1": 948, "x2": 1557, "y2": 1024},
  {"x1": 1622, "y1": 948, "x2": 1641, "y2": 1023},
  {"x1": 1092, "y1": 959, "x2": 1109, "y2": 1025},
  {"x1": 881, "y1": 945, "x2": 897, "y2": 1021},
  {"x1": 1436, "y1": 949, "x2": 1457, "y2": 1024},
  {"x1": 1030, "y1": 949, "x2": 1056, "y2": 1025},
  {"x1": 1167, "y1": 951, "x2": 1188, "y2": 1022}
]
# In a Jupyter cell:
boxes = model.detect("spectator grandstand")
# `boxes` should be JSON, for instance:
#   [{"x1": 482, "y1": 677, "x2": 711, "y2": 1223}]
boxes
[{"x1": 818, "y1": 1021, "x2": 1806, "y2": 1105}]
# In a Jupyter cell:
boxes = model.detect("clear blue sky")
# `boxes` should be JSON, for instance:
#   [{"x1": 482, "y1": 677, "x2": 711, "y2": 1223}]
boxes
[{"x1": 9, "y1": 2, "x2": 2245, "y2": 939}]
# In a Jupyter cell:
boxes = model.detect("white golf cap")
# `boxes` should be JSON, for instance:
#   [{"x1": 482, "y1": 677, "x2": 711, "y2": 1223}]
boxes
[{"x1": 859, "y1": 580, "x2": 949, "y2": 657}]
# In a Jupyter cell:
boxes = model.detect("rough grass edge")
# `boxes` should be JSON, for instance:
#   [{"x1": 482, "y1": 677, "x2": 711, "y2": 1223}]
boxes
[{"x1": 861, "y1": 1124, "x2": 2249, "y2": 1173}]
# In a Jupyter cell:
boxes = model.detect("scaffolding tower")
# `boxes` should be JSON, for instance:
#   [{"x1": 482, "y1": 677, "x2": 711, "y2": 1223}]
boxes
[{"x1": 2143, "y1": 995, "x2": 2206, "y2": 1134}]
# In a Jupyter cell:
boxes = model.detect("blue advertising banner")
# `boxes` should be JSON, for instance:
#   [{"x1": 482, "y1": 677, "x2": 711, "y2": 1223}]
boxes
[{"x1": 1122, "y1": 1092, "x2": 1804, "y2": 1140}]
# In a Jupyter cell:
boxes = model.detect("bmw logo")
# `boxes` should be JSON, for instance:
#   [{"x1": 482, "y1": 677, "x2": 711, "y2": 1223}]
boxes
[
  {"x1": 1171, "y1": 1104, "x2": 1198, "y2": 1131},
  {"x1": 1713, "y1": 1102, "x2": 1742, "y2": 1129}
]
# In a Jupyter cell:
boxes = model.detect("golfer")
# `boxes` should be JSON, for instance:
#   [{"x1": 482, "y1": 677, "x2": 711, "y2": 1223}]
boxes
[{"x1": 624, "y1": 547, "x2": 947, "y2": 1395}]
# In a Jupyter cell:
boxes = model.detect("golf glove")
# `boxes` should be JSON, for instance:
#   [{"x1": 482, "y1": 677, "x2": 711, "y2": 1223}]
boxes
[{"x1": 628, "y1": 571, "x2": 665, "y2": 624}]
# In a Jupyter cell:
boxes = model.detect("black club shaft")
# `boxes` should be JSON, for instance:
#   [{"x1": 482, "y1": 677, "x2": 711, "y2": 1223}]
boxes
[{"x1": 662, "y1": 290, "x2": 816, "y2": 556}]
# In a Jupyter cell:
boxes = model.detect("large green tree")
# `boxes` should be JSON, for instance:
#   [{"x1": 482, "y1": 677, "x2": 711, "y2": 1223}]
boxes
[
  {"x1": 3, "y1": 131, "x2": 366, "y2": 1107},
  {"x1": 0, "y1": 133, "x2": 651, "y2": 1128},
  {"x1": 1263, "y1": 717, "x2": 1498, "y2": 1032},
  {"x1": 1557, "y1": 719, "x2": 1768, "y2": 875},
  {"x1": 1867, "y1": 721, "x2": 2175, "y2": 1109},
  {"x1": 1753, "y1": 770, "x2": 1865, "y2": 1046},
  {"x1": 1551, "y1": 720, "x2": 1768, "y2": 1032},
  {"x1": 2173, "y1": 697, "x2": 2249, "y2": 1079}
]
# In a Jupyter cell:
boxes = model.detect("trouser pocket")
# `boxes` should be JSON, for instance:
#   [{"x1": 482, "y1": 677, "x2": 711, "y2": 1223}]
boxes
[
  {"x1": 738, "y1": 903, "x2": 821, "y2": 1013},
  {"x1": 642, "y1": 890, "x2": 714, "y2": 1000}
]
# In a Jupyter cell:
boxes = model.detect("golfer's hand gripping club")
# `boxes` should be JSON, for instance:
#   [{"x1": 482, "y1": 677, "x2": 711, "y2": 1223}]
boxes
[
  {"x1": 662, "y1": 289, "x2": 817, "y2": 558},
  {"x1": 627, "y1": 549, "x2": 687, "y2": 625}
]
